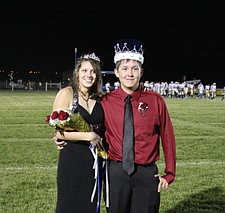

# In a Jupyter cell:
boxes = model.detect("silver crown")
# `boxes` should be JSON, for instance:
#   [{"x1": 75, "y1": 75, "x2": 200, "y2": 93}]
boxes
[
  {"x1": 114, "y1": 42, "x2": 144, "y2": 55},
  {"x1": 82, "y1": 53, "x2": 100, "y2": 62},
  {"x1": 114, "y1": 41, "x2": 144, "y2": 64}
]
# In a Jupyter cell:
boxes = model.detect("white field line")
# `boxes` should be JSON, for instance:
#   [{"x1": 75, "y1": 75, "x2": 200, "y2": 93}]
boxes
[
  {"x1": 0, "y1": 161, "x2": 225, "y2": 171},
  {"x1": 0, "y1": 166, "x2": 57, "y2": 171}
]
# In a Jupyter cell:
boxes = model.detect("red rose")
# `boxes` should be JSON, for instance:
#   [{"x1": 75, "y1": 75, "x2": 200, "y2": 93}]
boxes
[
  {"x1": 58, "y1": 110, "x2": 69, "y2": 121},
  {"x1": 51, "y1": 111, "x2": 59, "y2": 120},
  {"x1": 46, "y1": 115, "x2": 51, "y2": 123}
]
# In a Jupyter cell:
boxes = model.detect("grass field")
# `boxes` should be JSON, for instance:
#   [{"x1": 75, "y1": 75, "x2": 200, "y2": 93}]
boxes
[{"x1": 0, "y1": 90, "x2": 225, "y2": 213}]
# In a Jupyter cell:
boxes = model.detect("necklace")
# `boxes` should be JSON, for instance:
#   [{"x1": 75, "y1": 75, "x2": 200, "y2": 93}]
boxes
[{"x1": 80, "y1": 92, "x2": 90, "y2": 109}]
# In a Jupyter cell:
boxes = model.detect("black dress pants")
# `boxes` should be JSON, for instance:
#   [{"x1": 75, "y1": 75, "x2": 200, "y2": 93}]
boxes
[{"x1": 105, "y1": 161, "x2": 160, "y2": 213}]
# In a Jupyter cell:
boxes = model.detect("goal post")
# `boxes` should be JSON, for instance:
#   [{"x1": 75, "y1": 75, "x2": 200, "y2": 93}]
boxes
[{"x1": 45, "y1": 82, "x2": 62, "y2": 91}]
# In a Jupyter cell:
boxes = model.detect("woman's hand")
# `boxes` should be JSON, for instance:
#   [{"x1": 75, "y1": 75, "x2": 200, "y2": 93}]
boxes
[
  {"x1": 53, "y1": 131, "x2": 67, "y2": 150},
  {"x1": 155, "y1": 174, "x2": 169, "y2": 192},
  {"x1": 54, "y1": 131, "x2": 65, "y2": 140}
]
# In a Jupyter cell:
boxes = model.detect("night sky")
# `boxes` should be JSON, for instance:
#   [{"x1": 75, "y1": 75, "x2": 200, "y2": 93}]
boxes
[{"x1": 1, "y1": 1, "x2": 225, "y2": 87}]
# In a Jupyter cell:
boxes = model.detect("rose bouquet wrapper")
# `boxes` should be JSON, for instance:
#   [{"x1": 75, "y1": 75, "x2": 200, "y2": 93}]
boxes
[
  {"x1": 46, "y1": 109, "x2": 108, "y2": 159},
  {"x1": 56, "y1": 111, "x2": 91, "y2": 132}
]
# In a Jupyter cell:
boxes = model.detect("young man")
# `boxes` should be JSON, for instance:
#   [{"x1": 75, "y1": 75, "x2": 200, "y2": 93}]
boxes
[{"x1": 101, "y1": 39, "x2": 176, "y2": 213}]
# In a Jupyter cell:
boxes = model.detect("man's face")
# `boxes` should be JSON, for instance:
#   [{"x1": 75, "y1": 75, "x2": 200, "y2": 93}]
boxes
[{"x1": 114, "y1": 59, "x2": 143, "y2": 93}]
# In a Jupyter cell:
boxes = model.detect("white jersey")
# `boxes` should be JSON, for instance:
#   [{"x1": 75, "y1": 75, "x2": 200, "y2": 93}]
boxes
[
  {"x1": 205, "y1": 85, "x2": 210, "y2": 91},
  {"x1": 210, "y1": 84, "x2": 217, "y2": 92},
  {"x1": 114, "y1": 81, "x2": 120, "y2": 89}
]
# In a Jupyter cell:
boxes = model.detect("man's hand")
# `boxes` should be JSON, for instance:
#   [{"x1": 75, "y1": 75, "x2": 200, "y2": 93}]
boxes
[
  {"x1": 155, "y1": 174, "x2": 169, "y2": 192},
  {"x1": 53, "y1": 136, "x2": 67, "y2": 150}
]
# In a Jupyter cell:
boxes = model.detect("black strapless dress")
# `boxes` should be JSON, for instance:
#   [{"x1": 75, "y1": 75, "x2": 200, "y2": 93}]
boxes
[{"x1": 56, "y1": 102, "x2": 104, "y2": 213}]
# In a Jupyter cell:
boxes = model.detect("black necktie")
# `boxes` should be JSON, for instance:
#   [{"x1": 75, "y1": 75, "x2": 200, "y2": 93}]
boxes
[{"x1": 122, "y1": 95, "x2": 134, "y2": 175}]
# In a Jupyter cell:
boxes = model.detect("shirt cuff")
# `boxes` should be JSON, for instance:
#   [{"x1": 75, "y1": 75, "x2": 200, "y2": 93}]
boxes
[{"x1": 162, "y1": 173, "x2": 175, "y2": 184}]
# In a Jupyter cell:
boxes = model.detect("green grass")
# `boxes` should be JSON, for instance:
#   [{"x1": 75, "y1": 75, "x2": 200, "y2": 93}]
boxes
[{"x1": 0, "y1": 90, "x2": 225, "y2": 213}]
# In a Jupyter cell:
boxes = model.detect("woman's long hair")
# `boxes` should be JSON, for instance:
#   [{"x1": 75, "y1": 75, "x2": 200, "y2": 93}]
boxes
[{"x1": 71, "y1": 53, "x2": 104, "y2": 99}]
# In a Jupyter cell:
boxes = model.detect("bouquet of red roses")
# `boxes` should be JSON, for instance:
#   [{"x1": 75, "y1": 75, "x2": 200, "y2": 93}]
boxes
[
  {"x1": 46, "y1": 108, "x2": 91, "y2": 133},
  {"x1": 46, "y1": 108, "x2": 108, "y2": 159}
]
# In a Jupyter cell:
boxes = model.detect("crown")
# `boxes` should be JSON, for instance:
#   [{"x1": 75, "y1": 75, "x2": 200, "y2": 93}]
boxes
[
  {"x1": 114, "y1": 39, "x2": 144, "y2": 64},
  {"x1": 82, "y1": 53, "x2": 100, "y2": 62}
]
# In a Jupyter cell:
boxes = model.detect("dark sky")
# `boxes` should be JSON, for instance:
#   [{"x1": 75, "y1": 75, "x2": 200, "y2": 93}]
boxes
[{"x1": 1, "y1": 1, "x2": 225, "y2": 87}]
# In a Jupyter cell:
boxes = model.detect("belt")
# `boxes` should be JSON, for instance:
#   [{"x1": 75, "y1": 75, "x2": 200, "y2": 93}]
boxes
[{"x1": 109, "y1": 160, "x2": 155, "y2": 167}]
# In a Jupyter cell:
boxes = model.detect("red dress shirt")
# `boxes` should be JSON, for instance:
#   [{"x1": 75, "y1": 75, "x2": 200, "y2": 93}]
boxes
[{"x1": 101, "y1": 86, "x2": 176, "y2": 184}]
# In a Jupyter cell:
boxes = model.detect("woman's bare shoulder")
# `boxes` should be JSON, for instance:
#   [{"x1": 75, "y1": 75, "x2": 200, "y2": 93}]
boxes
[
  {"x1": 57, "y1": 86, "x2": 73, "y2": 96},
  {"x1": 53, "y1": 86, "x2": 73, "y2": 110}
]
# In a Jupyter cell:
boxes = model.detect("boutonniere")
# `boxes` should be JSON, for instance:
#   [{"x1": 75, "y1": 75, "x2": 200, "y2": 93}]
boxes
[{"x1": 138, "y1": 102, "x2": 148, "y2": 117}]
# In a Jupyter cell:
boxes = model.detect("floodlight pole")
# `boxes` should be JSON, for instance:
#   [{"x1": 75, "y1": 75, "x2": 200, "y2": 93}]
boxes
[{"x1": 74, "y1": 47, "x2": 78, "y2": 68}]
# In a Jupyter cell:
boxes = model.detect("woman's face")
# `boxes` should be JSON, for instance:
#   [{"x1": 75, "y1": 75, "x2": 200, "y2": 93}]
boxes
[{"x1": 78, "y1": 61, "x2": 97, "y2": 91}]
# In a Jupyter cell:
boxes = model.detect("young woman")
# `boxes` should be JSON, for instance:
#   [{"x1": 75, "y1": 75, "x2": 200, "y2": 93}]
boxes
[{"x1": 52, "y1": 52, "x2": 105, "y2": 213}]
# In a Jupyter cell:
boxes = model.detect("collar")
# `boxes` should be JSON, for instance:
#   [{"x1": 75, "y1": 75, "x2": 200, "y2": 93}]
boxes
[{"x1": 117, "y1": 85, "x2": 142, "y2": 102}]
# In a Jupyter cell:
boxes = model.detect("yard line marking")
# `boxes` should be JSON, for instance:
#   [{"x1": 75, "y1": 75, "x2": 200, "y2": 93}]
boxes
[
  {"x1": 0, "y1": 161, "x2": 225, "y2": 171},
  {"x1": 175, "y1": 161, "x2": 225, "y2": 166},
  {"x1": 0, "y1": 166, "x2": 57, "y2": 171}
]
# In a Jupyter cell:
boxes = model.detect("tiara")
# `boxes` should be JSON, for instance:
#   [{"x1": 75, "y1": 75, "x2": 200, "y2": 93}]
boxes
[
  {"x1": 82, "y1": 53, "x2": 100, "y2": 62},
  {"x1": 114, "y1": 40, "x2": 144, "y2": 64}
]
